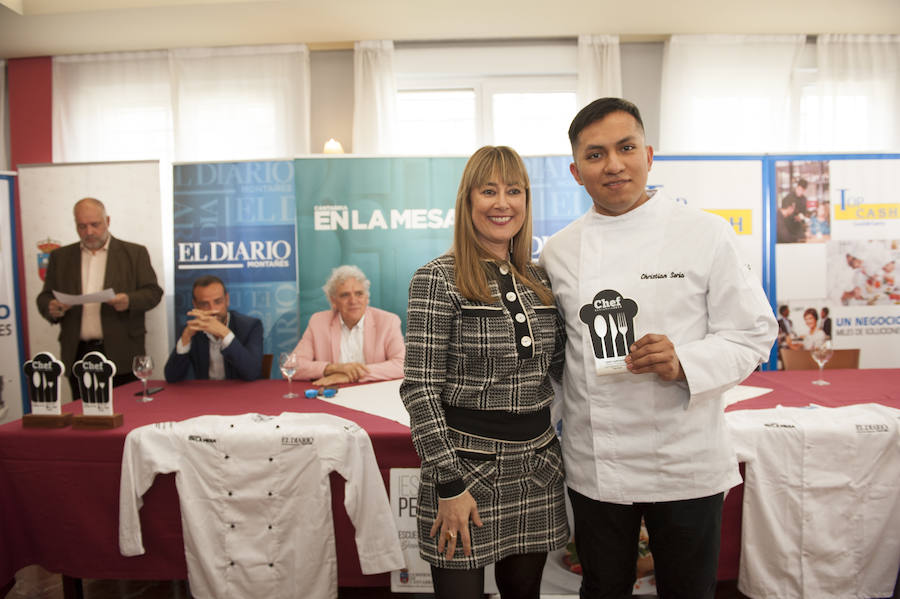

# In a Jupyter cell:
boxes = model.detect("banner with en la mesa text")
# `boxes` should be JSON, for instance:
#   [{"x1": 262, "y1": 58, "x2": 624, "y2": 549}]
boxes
[
  {"x1": 173, "y1": 161, "x2": 300, "y2": 375},
  {"x1": 295, "y1": 156, "x2": 464, "y2": 335}
]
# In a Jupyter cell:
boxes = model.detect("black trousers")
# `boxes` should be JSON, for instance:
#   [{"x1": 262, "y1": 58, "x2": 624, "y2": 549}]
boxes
[
  {"x1": 68, "y1": 340, "x2": 137, "y2": 399},
  {"x1": 430, "y1": 552, "x2": 548, "y2": 599},
  {"x1": 568, "y1": 487, "x2": 723, "y2": 599}
]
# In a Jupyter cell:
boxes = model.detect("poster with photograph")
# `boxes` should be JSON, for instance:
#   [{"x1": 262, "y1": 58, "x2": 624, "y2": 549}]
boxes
[{"x1": 773, "y1": 156, "x2": 900, "y2": 369}]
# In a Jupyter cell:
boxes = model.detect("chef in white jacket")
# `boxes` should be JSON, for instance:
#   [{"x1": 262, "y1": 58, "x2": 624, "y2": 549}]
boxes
[{"x1": 539, "y1": 97, "x2": 777, "y2": 599}]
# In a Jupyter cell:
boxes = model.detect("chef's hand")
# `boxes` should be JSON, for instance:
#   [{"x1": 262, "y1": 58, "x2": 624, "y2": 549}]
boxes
[
  {"x1": 48, "y1": 299, "x2": 70, "y2": 320},
  {"x1": 107, "y1": 293, "x2": 130, "y2": 312},
  {"x1": 430, "y1": 490, "x2": 482, "y2": 560},
  {"x1": 625, "y1": 333, "x2": 685, "y2": 381}
]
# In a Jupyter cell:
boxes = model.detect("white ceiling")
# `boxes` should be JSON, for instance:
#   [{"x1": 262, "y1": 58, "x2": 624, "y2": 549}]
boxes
[{"x1": 1, "y1": 0, "x2": 898, "y2": 59}]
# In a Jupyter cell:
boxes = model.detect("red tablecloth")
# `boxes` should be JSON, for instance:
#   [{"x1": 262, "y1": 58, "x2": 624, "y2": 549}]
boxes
[
  {"x1": 2, "y1": 370, "x2": 898, "y2": 589},
  {"x1": 0, "y1": 379, "x2": 418, "y2": 588}
]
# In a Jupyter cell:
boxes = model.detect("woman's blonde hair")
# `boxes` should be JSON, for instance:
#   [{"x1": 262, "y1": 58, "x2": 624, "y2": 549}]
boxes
[{"x1": 452, "y1": 146, "x2": 553, "y2": 305}]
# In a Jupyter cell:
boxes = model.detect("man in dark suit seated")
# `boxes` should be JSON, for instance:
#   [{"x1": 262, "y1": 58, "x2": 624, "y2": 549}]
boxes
[{"x1": 164, "y1": 275, "x2": 263, "y2": 382}]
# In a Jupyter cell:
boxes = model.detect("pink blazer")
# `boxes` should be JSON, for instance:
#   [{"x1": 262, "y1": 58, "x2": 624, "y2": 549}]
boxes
[{"x1": 291, "y1": 306, "x2": 405, "y2": 382}]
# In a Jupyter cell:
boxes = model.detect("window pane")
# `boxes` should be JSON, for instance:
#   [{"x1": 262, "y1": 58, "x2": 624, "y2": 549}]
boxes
[
  {"x1": 492, "y1": 92, "x2": 576, "y2": 155},
  {"x1": 396, "y1": 90, "x2": 476, "y2": 155}
]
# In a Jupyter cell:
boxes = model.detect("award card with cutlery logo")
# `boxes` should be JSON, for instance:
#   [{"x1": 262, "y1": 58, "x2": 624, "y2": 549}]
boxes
[
  {"x1": 579, "y1": 289, "x2": 638, "y2": 375},
  {"x1": 23, "y1": 352, "x2": 65, "y2": 414},
  {"x1": 73, "y1": 352, "x2": 116, "y2": 416},
  {"x1": 22, "y1": 352, "x2": 71, "y2": 427}
]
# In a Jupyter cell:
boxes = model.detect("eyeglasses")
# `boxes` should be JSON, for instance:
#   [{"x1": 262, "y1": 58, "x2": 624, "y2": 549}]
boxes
[{"x1": 304, "y1": 388, "x2": 338, "y2": 399}]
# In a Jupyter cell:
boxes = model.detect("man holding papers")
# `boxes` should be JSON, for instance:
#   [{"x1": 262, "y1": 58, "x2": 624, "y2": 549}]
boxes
[{"x1": 36, "y1": 197, "x2": 163, "y2": 397}]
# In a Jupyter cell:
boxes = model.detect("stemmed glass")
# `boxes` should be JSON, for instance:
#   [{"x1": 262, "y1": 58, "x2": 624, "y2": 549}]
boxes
[
  {"x1": 279, "y1": 352, "x2": 299, "y2": 398},
  {"x1": 810, "y1": 339, "x2": 834, "y2": 386},
  {"x1": 132, "y1": 354, "x2": 154, "y2": 402}
]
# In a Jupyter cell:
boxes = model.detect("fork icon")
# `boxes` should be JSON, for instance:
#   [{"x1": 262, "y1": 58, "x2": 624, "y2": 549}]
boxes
[{"x1": 615, "y1": 312, "x2": 629, "y2": 356}]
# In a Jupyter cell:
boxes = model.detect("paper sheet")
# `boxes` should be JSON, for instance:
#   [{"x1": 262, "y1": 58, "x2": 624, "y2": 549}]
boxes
[
  {"x1": 53, "y1": 288, "x2": 115, "y2": 305},
  {"x1": 722, "y1": 384, "x2": 773, "y2": 407},
  {"x1": 318, "y1": 379, "x2": 410, "y2": 427}
]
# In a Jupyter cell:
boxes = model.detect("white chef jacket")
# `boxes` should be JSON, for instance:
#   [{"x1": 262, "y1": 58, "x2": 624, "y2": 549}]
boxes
[
  {"x1": 119, "y1": 412, "x2": 405, "y2": 599},
  {"x1": 727, "y1": 404, "x2": 900, "y2": 599},
  {"x1": 539, "y1": 191, "x2": 777, "y2": 504}
]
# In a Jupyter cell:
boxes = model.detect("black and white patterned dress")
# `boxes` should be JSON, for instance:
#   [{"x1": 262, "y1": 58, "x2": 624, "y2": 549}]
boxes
[{"x1": 400, "y1": 253, "x2": 569, "y2": 569}]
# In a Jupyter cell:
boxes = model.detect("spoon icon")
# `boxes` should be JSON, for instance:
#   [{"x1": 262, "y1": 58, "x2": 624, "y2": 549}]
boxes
[{"x1": 593, "y1": 314, "x2": 608, "y2": 358}]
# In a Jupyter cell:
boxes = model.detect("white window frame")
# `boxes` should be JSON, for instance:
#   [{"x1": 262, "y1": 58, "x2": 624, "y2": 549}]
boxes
[{"x1": 395, "y1": 41, "x2": 577, "y2": 153}]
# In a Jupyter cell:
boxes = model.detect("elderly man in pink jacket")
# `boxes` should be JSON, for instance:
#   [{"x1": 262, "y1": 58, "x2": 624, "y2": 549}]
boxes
[{"x1": 291, "y1": 265, "x2": 405, "y2": 386}]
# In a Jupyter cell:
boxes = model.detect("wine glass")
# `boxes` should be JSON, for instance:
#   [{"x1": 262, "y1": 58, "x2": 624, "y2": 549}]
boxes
[
  {"x1": 132, "y1": 354, "x2": 154, "y2": 402},
  {"x1": 810, "y1": 339, "x2": 833, "y2": 386},
  {"x1": 279, "y1": 352, "x2": 298, "y2": 398}
]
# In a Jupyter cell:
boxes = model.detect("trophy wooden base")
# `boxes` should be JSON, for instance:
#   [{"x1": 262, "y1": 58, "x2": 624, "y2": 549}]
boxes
[
  {"x1": 72, "y1": 413, "x2": 124, "y2": 430},
  {"x1": 22, "y1": 413, "x2": 73, "y2": 428}
]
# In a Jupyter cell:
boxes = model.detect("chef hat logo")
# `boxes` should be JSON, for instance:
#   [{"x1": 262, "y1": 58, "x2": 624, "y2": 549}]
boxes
[
  {"x1": 73, "y1": 351, "x2": 117, "y2": 404},
  {"x1": 579, "y1": 289, "x2": 638, "y2": 360},
  {"x1": 23, "y1": 351, "x2": 65, "y2": 405}
]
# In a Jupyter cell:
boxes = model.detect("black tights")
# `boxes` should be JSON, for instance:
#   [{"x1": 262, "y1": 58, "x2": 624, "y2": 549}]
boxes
[{"x1": 430, "y1": 552, "x2": 548, "y2": 599}]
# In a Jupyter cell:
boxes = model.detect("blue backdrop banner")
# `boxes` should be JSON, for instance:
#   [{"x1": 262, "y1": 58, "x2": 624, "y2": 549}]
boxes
[{"x1": 174, "y1": 161, "x2": 300, "y2": 377}]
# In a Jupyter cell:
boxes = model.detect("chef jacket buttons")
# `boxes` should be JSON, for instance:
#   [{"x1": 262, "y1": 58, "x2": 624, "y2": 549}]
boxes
[
  {"x1": 225, "y1": 455, "x2": 230, "y2": 459},
  {"x1": 269, "y1": 563, "x2": 274, "y2": 568},
  {"x1": 268, "y1": 491, "x2": 273, "y2": 496},
  {"x1": 505, "y1": 291, "x2": 516, "y2": 302},
  {"x1": 521, "y1": 336, "x2": 532, "y2": 347},
  {"x1": 230, "y1": 424, "x2": 234, "y2": 428},
  {"x1": 230, "y1": 561, "x2": 234, "y2": 566},
  {"x1": 228, "y1": 491, "x2": 233, "y2": 496},
  {"x1": 515, "y1": 313, "x2": 526, "y2": 323},
  {"x1": 268, "y1": 524, "x2": 273, "y2": 530},
  {"x1": 230, "y1": 523, "x2": 235, "y2": 528},
  {"x1": 269, "y1": 457, "x2": 273, "y2": 462}
]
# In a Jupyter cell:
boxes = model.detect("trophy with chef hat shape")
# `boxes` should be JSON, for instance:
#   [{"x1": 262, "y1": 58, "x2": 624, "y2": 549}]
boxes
[
  {"x1": 23, "y1": 352, "x2": 65, "y2": 415},
  {"x1": 73, "y1": 351, "x2": 117, "y2": 416}
]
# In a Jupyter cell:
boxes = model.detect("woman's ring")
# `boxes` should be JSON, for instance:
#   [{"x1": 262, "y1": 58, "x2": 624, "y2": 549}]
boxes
[{"x1": 445, "y1": 531, "x2": 456, "y2": 541}]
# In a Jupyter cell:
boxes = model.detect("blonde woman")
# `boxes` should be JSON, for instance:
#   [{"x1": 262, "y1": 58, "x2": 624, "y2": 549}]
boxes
[{"x1": 401, "y1": 146, "x2": 568, "y2": 599}]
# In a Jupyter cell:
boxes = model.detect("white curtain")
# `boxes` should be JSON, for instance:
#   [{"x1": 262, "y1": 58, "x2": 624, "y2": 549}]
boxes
[
  {"x1": 804, "y1": 34, "x2": 900, "y2": 152},
  {"x1": 1, "y1": 60, "x2": 8, "y2": 171},
  {"x1": 659, "y1": 35, "x2": 805, "y2": 153},
  {"x1": 171, "y1": 45, "x2": 310, "y2": 161},
  {"x1": 576, "y1": 35, "x2": 622, "y2": 109},
  {"x1": 53, "y1": 51, "x2": 171, "y2": 163},
  {"x1": 53, "y1": 45, "x2": 311, "y2": 163},
  {"x1": 352, "y1": 40, "x2": 397, "y2": 155}
]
